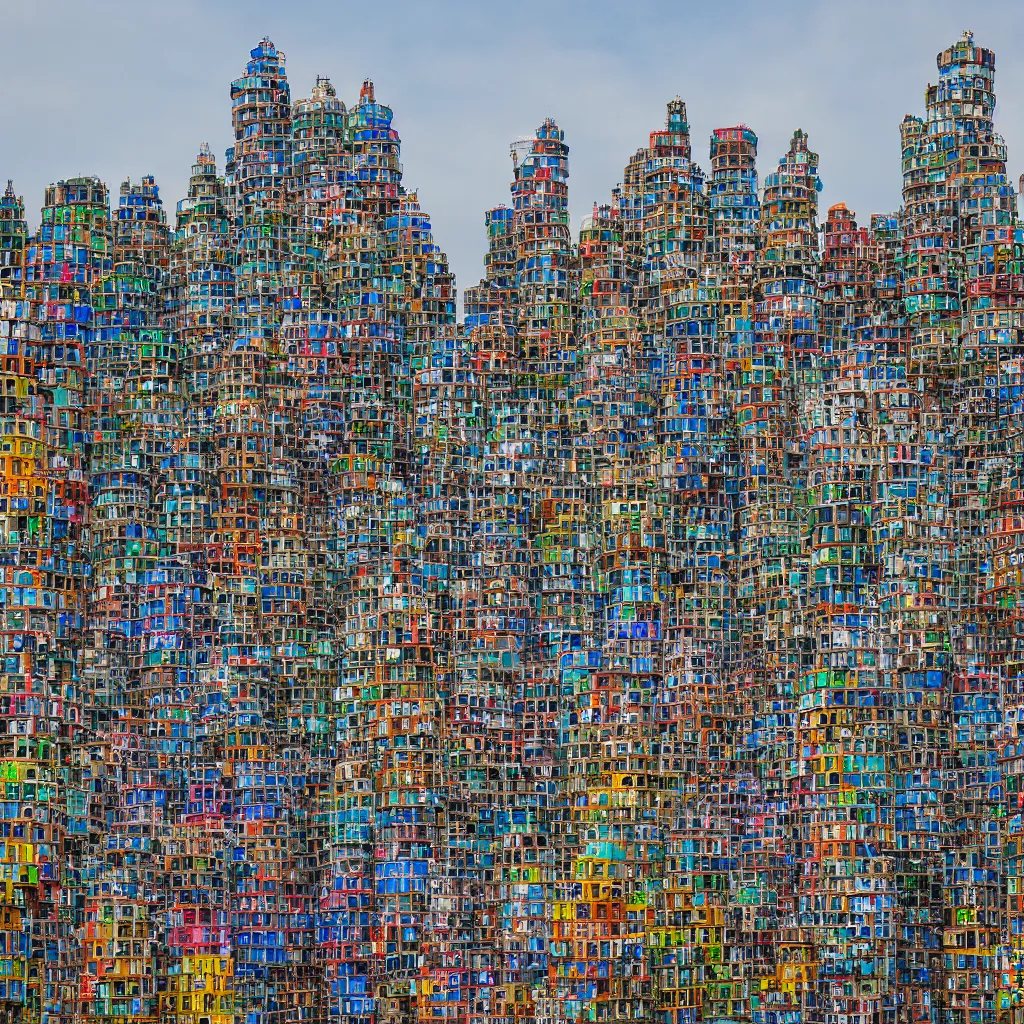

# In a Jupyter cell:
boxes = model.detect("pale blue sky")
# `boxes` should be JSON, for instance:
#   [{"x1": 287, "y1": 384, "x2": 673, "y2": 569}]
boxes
[{"x1": 4, "y1": 0, "x2": 1024, "y2": 297}]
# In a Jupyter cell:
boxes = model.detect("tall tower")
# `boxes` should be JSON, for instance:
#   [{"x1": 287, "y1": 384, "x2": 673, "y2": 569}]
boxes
[
  {"x1": 936, "y1": 33, "x2": 1013, "y2": 1024},
  {"x1": 0, "y1": 182, "x2": 66, "y2": 1022},
  {"x1": 551, "y1": 192, "x2": 664, "y2": 1024},
  {"x1": 650, "y1": 121, "x2": 752, "y2": 1023},
  {"x1": 80, "y1": 175, "x2": 172, "y2": 1024},
  {"x1": 21, "y1": 177, "x2": 112, "y2": 1024},
  {"x1": 796, "y1": 203, "x2": 896, "y2": 1024},
  {"x1": 160, "y1": 156, "x2": 235, "y2": 1023},
  {"x1": 220, "y1": 38, "x2": 296, "y2": 1024},
  {"x1": 891, "y1": 34, "x2": 996, "y2": 1023},
  {"x1": 732, "y1": 131, "x2": 822, "y2": 1021}
]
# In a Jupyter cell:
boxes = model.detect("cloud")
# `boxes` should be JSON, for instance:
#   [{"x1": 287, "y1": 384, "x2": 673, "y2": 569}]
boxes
[{"x1": 3, "y1": 0, "x2": 1023, "y2": 304}]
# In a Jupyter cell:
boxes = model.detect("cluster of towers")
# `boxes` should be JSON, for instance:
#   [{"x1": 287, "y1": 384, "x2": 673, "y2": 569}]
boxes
[{"x1": 0, "y1": 26, "x2": 1023, "y2": 1024}]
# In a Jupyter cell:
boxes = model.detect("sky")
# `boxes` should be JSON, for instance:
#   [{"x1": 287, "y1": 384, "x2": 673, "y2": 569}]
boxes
[{"x1": 4, "y1": 0, "x2": 1024, "y2": 302}]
